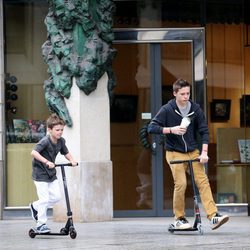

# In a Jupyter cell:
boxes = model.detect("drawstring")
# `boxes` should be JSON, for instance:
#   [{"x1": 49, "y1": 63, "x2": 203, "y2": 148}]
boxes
[{"x1": 175, "y1": 109, "x2": 193, "y2": 153}]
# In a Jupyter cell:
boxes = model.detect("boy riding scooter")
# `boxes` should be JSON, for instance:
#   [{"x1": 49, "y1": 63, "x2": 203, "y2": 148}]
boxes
[
  {"x1": 148, "y1": 78, "x2": 229, "y2": 230},
  {"x1": 29, "y1": 113, "x2": 77, "y2": 234}
]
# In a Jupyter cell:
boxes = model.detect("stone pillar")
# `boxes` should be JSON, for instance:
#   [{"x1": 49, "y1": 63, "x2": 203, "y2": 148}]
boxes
[{"x1": 53, "y1": 72, "x2": 113, "y2": 222}]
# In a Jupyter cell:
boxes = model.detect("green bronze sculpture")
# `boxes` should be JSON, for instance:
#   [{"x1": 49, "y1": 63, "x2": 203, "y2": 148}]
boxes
[{"x1": 42, "y1": 0, "x2": 116, "y2": 126}]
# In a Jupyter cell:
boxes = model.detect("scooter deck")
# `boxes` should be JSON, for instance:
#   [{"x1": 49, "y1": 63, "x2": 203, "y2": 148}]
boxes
[
  {"x1": 168, "y1": 226, "x2": 198, "y2": 232},
  {"x1": 168, "y1": 223, "x2": 203, "y2": 235},
  {"x1": 32, "y1": 232, "x2": 68, "y2": 236},
  {"x1": 29, "y1": 228, "x2": 68, "y2": 236},
  {"x1": 168, "y1": 224, "x2": 198, "y2": 231}
]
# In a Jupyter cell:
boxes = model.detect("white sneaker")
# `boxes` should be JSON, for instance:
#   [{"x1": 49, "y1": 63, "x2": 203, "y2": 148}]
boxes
[
  {"x1": 210, "y1": 213, "x2": 229, "y2": 230},
  {"x1": 174, "y1": 217, "x2": 192, "y2": 229},
  {"x1": 36, "y1": 224, "x2": 50, "y2": 234}
]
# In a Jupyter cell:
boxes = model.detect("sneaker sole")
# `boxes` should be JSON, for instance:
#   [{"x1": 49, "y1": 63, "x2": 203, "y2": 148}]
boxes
[
  {"x1": 174, "y1": 223, "x2": 192, "y2": 230},
  {"x1": 212, "y1": 216, "x2": 229, "y2": 230},
  {"x1": 175, "y1": 225, "x2": 192, "y2": 230},
  {"x1": 37, "y1": 230, "x2": 50, "y2": 234}
]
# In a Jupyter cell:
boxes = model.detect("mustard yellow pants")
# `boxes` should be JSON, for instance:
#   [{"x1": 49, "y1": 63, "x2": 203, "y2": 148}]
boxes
[{"x1": 166, "y1": 149, "x2": 217, "y2": 220}]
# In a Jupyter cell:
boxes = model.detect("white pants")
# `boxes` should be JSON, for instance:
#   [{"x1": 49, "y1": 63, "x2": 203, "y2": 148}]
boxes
[{"x1": 33, "y1": 179, "x2": 61, "y2": 226}]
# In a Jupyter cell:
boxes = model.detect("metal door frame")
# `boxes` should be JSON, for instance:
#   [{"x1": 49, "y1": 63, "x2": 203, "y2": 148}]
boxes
[{"x1": 113, "y1": 28, "x2": 206, "y2": 217}]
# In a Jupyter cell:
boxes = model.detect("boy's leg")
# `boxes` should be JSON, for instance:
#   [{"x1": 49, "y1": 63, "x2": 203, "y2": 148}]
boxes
[
  {"x1": 189, "y1": 150, "x2": 217, "y2": 217},
  {"x1": 48, "y1": 179, "x2": 61, "y2": 207},
  {"x1": 33, "y1": 181, "x2": 50, "y2": 226},
  {"x1": 166, "y1": 151, "x2": 193, "y2": 229},
  {"x1": 191, "y1": 156, "x2": 229, "y2": 229},
  {"x1": 166, "y1": 151, "x2": 188, "y2": 219}
]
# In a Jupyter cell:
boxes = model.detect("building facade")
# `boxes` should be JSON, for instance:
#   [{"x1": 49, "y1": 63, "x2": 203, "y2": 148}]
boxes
[{"x1": 1, "y1": 0, "x2": 250, "y2": 219}]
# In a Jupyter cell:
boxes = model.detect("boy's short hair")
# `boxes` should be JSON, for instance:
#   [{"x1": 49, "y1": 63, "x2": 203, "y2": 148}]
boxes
[
  {"x1": 173, "y1": 78, "x2": 191, "y2": 93},
  {"x1": 46, "y1": 113, "x2": 65, "y2": 129}
]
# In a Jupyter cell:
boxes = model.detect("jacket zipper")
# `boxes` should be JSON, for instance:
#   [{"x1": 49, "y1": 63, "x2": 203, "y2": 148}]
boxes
[{"x1": 174, "y1": 109, "x2": 195, "y2": 153}]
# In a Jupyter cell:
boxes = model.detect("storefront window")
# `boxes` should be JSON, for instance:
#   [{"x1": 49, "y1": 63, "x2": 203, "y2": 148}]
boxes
[
  {"x1": 4, "y1": 1, "x2": 49, "y2": 206},
  {"x1": 206, "y1": 23, "x2": 249, "y2": 213}
]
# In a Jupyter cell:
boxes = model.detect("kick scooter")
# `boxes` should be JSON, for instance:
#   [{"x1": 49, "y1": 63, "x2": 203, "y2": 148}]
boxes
[
  {"x1": 29, "y1": 163, "x2": 77, "y2": 239},
  {"x1": 168, "y1": 159, "x2": 204, "y2": 235}
]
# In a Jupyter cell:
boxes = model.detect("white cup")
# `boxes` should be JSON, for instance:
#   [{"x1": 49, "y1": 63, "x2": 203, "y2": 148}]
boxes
[{"x1": 180, "y1": 117, "x2": 191, "y2": 128}]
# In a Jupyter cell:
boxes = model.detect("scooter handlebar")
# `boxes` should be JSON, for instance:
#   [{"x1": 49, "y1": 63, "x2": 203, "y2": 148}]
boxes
[
  {"x1": 55, "y1": 163, "x2": 78, "y2": 167},
  {"x1": 170, "y1": 159, "x2": 200, "y2": 164}
]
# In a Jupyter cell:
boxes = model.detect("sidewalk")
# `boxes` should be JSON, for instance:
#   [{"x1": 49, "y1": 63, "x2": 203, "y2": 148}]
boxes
[{"x1": 1, "y1": 216, "x2": 250, "y2": 249}]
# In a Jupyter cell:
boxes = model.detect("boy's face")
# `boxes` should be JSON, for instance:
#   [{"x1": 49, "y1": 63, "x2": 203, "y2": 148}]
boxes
[
  {"x1": 173, "y1": 86, "x2": 190, "y2": 106},
  {"x1": 48, "y1": 124, "x2": 64, "y2": 140}
]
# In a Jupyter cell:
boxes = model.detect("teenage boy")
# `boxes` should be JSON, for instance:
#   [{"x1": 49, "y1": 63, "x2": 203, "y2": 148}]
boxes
[{"x1": 148, "y1": 78, "x2": 229, "y2": 230}]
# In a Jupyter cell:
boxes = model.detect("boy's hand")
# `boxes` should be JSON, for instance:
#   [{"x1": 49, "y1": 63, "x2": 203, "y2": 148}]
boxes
[
  {"x1": 46, "y1": 161, "x2": 55, "y2": 169},
  {"x1": 171, "y1": 125, "x2": 187, "y2": 135},
  {"x1": 199, "y1": 152, "x2": 209, "y2": 163},
  {"x1": 70, "y1": 161, "x2": 78, "y2": 167}
]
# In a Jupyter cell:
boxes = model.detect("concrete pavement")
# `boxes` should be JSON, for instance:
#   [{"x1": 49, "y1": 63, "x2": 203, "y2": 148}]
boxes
[{"x1": 0, "y1": 216, "x2": 250, "y2": 249}]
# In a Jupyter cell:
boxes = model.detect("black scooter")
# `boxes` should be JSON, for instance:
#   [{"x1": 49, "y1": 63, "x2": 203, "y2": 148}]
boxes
[
  {"x1": 29, "y1": 163, "x2": 77, "y2": 239},
  {"x1": 168, "y1": 159, "x2": 204, "y2": 235}
]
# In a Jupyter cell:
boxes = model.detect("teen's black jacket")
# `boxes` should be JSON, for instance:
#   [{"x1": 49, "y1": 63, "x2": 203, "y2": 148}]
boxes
[{"x1": 147, "y1": 99, "x2": 209, "y2": 153}]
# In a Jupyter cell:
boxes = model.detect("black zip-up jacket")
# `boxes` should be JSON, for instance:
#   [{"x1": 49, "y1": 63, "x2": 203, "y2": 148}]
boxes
[{"x1": 147, "y1": 99, "x2": 209, "y2": 153}]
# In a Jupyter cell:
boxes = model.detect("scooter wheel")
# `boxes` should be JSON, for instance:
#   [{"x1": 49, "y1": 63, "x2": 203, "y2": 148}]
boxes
[
  {"x1": 69, "y1": 229, "x2": 77, "y2": 239},
  {"x1": 198, "y1": 224, "x2": 204, "y2": 235},
  {"x1": 29, "y1": 228, "x2": 36, "y2": 238}
]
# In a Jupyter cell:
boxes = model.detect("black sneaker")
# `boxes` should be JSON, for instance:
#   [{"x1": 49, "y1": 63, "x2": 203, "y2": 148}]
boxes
[
  {"x1": 36, "y1": 224, "x2": 50, "y2": 234},
  {"x1": 29, "y1": 203, "x2": 38, "y2": 221},
  {"x1": 210, "y1": 213, "x2": 229, "y2": 230}
]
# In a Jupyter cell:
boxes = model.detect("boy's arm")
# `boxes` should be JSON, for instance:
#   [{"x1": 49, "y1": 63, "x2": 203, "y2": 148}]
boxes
[
  {"x1": 64, "y1": 152, "x2": 78, "y2": 166},
  {"x1": 31, "y1": 149, "x2": 49, "y2": 165},
  {"x1": 31, "y1": 149, "x2": 55, "y2": 168}
]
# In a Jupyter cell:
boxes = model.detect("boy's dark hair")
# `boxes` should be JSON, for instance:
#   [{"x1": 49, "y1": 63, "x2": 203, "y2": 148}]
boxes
[
  {"x1": 173, "y1": 78, "x2": 191, "y2": 93},
  {"x1": 46, "y1": 113, "x2": 65, "y2": 129}
]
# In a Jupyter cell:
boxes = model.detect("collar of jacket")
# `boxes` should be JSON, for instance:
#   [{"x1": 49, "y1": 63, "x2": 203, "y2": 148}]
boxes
[{"x1": 175, "y1": 109, "x2": 194, "y2": 117}]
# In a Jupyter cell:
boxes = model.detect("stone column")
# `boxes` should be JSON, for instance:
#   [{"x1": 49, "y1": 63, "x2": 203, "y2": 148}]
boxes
[{"x1": 53, "y1": 72, "x2": 113, "y2": 222}]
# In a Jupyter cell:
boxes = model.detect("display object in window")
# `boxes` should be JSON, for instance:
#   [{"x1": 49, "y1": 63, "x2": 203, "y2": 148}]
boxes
[
  {"x1": 238, "y1": 139, "x2": 250, "y2": 163},
  {"x1": 13, "y1": 119, "x2": 31, "y2": 143},
  {"x1": 210, "y1": 99, "x2": 231, "y2": 122},
  {"x1": 5, "y1": 73, "x2": 18, "y2": 115},
  {"x1": 8, "y1": 119, "x2": 46, "y2": 143},
  {"x1": 217, "y1": 193, "x2": 237, "y2": 204},
  {"x1": 28, "y1": 120, "x2": 46, "y2": 143}
]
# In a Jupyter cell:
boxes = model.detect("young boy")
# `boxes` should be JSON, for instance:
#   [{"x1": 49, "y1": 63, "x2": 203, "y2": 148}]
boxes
[{"x1": 29, "y1": 113, "x2": 77, "y2": 233}]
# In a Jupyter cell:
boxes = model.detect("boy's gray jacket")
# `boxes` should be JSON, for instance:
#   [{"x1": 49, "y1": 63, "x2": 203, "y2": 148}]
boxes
[{"x1": 147, "y1": 99, "x2": 209, "y2": 153}]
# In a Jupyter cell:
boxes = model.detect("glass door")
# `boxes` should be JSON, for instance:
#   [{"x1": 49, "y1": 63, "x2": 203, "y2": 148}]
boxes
[
  {"x1": 159, "y1": 42, "x2": 193, "y2": 216},
  {"x1": 111, "y1": 43, "x2": 155, "y2": 216}
]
